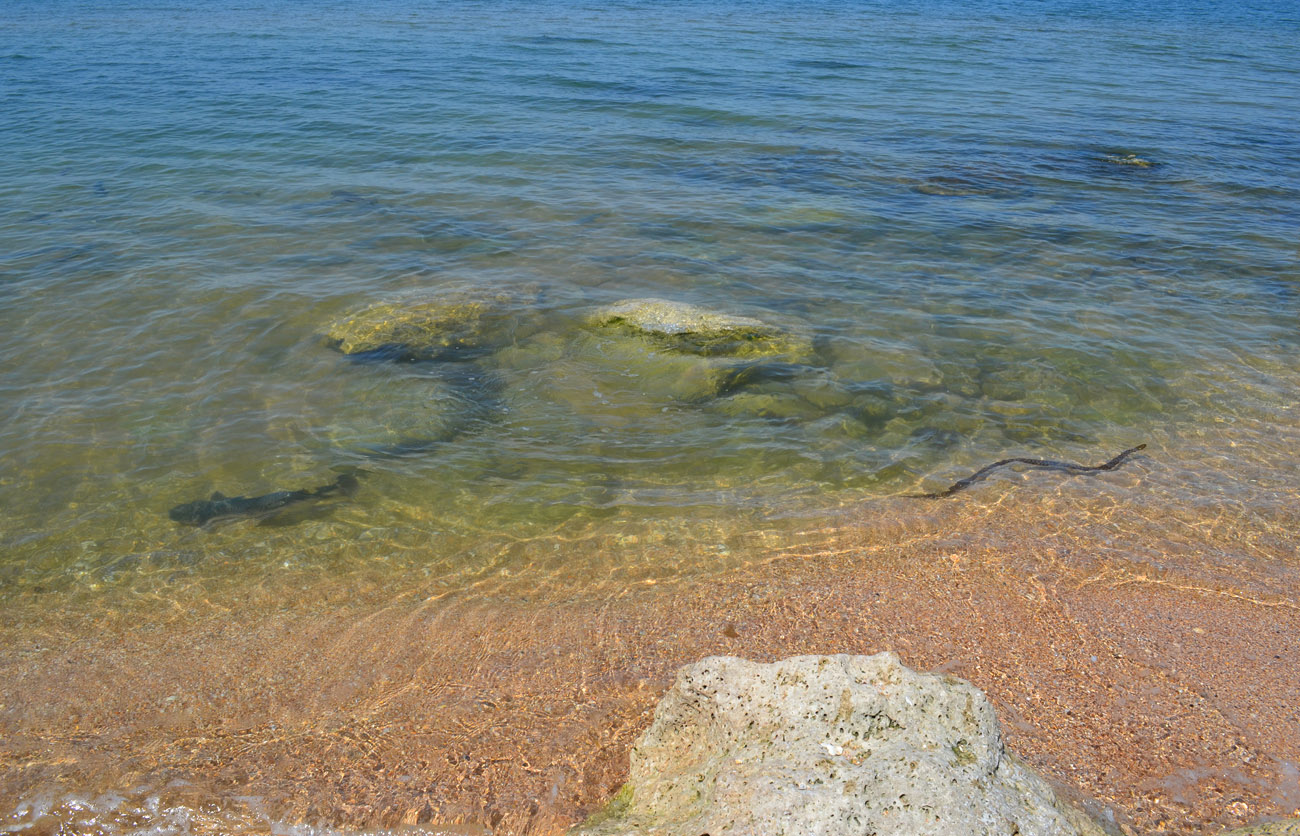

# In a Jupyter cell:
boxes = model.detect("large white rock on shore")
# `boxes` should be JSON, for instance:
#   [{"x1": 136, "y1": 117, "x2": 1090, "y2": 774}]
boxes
[{"x1": 571, "y1": 653, "x2": 1106, "y2": 836}]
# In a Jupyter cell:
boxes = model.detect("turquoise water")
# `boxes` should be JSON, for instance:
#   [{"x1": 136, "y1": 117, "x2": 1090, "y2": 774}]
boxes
[{"x1": 2, "y1": 0, "x2": 1299, "y2": 594}]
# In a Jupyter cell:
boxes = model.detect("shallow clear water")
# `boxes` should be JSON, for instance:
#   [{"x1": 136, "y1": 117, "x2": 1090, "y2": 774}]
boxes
[
  {"x1": 2, "y1": 0, "x2": 1299, "y2": 596},
  {"x1": 4, "y1": 4, "x2": 1300, "y2": 833}
]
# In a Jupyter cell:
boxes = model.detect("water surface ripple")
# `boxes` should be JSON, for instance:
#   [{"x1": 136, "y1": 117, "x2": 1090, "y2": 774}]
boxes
[{"x1": 1, "y1": 0, "x2": 1299, "y2": 596}]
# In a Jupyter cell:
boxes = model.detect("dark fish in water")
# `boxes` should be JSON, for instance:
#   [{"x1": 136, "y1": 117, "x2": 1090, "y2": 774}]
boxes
[{"x1": 168, "y1": 472, "x2": 359, "y2": 526}]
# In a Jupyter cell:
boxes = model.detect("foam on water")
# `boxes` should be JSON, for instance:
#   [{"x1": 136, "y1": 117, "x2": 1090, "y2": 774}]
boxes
[{"x1": 1, "y1": 786, "x2": 485, "y2": 835}]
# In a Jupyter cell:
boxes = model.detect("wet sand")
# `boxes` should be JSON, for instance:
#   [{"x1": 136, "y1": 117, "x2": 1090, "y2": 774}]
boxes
[{"x1": 3, "y1": 442, "x2": 1300, "y2": 836}]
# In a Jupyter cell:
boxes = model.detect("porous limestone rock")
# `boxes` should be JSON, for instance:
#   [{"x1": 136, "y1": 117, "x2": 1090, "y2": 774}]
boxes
[
  {"x1": 571, "y1": 653, "x2": 1106, "y2": 836},
  {"x1": 588, "y1": 298, "x2": 813, "y2": 362}
]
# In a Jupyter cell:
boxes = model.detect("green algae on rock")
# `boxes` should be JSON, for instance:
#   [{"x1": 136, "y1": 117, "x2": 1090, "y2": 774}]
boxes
[
  {"x1": 506, "y1": 333, "x2": 739, "y2": 414},
  {"x1": 581, "y1": 336, "x2": 745, "y2": 403},
  {"x1": 315, "y1": 366, "x2": 499, "y2": 456},
  {"x1": 1103, "y1": 153, "x2": 1156, "y2": 168},
  {"x1": 711, "y1": 390, "x2": 826, "y2": 422},
  {"x1": 564, "y1": 298, "x2": 820, "y2": 408},
  {"x1": 324, "y1": 287, "x2": 534, "y2": 361},
  {"x1": 588, "y1": 298, "x2": 814, "y2": 362}
]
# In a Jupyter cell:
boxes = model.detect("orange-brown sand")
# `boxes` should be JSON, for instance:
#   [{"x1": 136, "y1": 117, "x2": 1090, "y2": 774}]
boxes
[{"x1": 2, "y1": 463, "x2": 1299, "y2": 836}]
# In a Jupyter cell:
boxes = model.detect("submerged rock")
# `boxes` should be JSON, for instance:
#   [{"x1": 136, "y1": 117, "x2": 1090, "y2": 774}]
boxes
[
  {"x1": 712, "y1": 390, "x2": 824, "y2": 422},
  {"x1": 912, "y1": 173, "x2": 1024, "y2": 198},
  {"x1": 588, "y1": 298, "x2": 813, "y2": 362},
  {"x1": 324, "y1": 287, "x2": 534, "y2": 361},
  {"x1": 564, "y1": 298, "x2": 820, "y2": 409},
  {"x1": 583, "y1": 337, "x2": 745, "y2": 403},
  {"x1": 1102, "y1": 153, "x2": 1156, "y2": 168},
  {"x1": 317, "y1": 366, "x2": 497, "y2": 456},
  {"x1": 572, "y1": 653, "x2": 1105, "y2": 836}
]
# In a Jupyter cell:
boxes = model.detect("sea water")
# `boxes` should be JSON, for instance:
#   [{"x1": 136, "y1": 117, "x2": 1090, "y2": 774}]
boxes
[
  {"x1": 3, "y1": 0, "x2": 1297, "y2": 593},
  {"x1": 1, "y1": 0, "x2": 1298, "y2": 828}
]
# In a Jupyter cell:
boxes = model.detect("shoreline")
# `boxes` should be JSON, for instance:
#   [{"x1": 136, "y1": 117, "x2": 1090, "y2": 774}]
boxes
[
  {"x1": 3, "y1": 1, "x2": 1299, "y2": 832},
  {"x1": 3, "y1": 475, "x2": 1298, "y2": 835}
]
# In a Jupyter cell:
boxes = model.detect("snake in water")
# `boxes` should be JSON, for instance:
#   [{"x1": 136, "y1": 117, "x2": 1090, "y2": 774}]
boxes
[{"x1": 909, "y1": 443, "x2": 1147, "y2": 499}]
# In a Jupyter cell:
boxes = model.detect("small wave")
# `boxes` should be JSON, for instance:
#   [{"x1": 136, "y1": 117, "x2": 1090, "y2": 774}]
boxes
[
  {"x1": 0, "y1": 787, "x2": 487, "y2": 836},
  {"x1": 789, "y1": 58, "x2": 866, "y2": 70}
]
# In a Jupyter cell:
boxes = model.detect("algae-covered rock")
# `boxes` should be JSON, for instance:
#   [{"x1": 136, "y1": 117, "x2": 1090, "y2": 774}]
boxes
[
  {"x1": 820, "y1": 336, "x2": 944, "y2": 388},
  {"x1": 588, "y1": 298, "x2": 813, "y2": 362},
  {"x1": 568, "y1": 298, "x2": 819, "y2": 408},
  {"x1": 584, "y1": 336, "x2": 743, "y2": 403},
  {"x1": 1103, "y1": 153, "x2": 1156, "y2": 168},
  {"x1": 571, "y1": 653, "x2": 1106, "y2": 836},
  {"x1": 318, "y1": 373, "x2": 476, "y2": 454},
  {"x1": 305, "y1": 362, "x2": 501, "y2": 456},
  {"x1": 325, "y1": 287, "x2": 534, "y2": 360},
  {"x1": 711, "y1": 391, "x2": 824, "y2": 422}
]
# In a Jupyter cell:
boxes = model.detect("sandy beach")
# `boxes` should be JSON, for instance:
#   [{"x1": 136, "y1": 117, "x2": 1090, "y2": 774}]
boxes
[{"x1": 4, "y1": 442, "x2": 1298, "y2": 835}]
